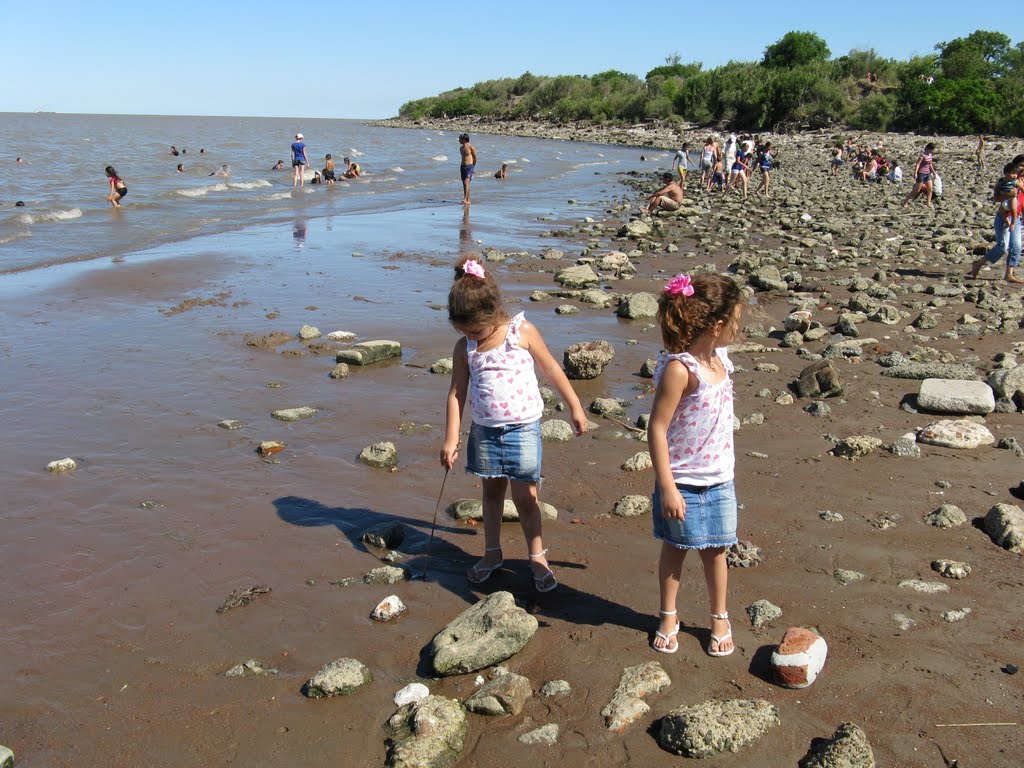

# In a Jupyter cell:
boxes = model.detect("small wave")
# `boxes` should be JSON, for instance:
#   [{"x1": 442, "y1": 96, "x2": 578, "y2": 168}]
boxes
[
  {"x1": 0, "y1": 231, "x2": 31, "y2": 245},
  {"x1": 255, "y1": 192, "x2": 293, "y2": 201},
  {"x1": 348, "y1": 148, "x2": 365, "y2": 157},
  {"x1": 503, "y1": 160, "x2": 518, "y2": 165},
  {"x1": 390, "y1": 167, "x2": 404, "y2": 173},
  {"x1": 176, "y1": 183, "x2": 229, "y2": 197},
  {"x1": 228, "y1": 179, "x2": 272, "y2": 190},
  {"x1": 431, "y1": 155, "x2": 448, "y2": 162},
  {"x1": 17, "y1": 208, "x2": 83, "y2": 225},
  {"x1": 519, "y1": 157, "x2": 530, "y2": 163}
]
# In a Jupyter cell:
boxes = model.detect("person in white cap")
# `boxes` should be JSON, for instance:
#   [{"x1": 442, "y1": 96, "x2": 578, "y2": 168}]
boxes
[
  {"x1": 723, "y1": 134, "x2": 737, "y2": 177},
  {"x1": 291, "y1": 133, "x2": 308, "y2": 187}
]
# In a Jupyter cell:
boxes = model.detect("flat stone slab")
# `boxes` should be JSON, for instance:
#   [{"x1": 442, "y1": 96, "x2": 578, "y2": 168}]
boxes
[
  {"x1": 917, "y1": 420, "x2": 995, "y2": 449},
  {"x1": 917, "y1": 379, "x2": 995, "y2": 415},
  {"x1": 446, "y1": 498, "x2": 557, "y2": 521},
  {"x1": 336, "y1": 339, "x2": 402, "y2": 366},
  {"x1": 658, "y1": 698, "x2": 779, "y2": 758},
  {"x1": 271, "y1": 406, "x2": 317, "y2": 422},
  {"x1": 882, "y1": 362, "x2": 978, "y2": 381}
]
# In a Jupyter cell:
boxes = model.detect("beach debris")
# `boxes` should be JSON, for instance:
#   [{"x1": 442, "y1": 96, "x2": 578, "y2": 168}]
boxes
[
  {"x1": 612, "y1": 495, "x2": 651, "y2": 518},
  {"x1": 217, "y1": 419, "x2": 245, "y2": 430},
  {"x1": 830, "y1": 435, "x2": 883, "y2": 460},
  {"x1": 727, "y1": 541, "x2": 763, "y2": 568},
  {"x1": 539, "y1": 680, "x2": 571, "y2": 698},
  {"x1": 429, "y1": 591, "x2": 538, "y2": 676},
  {"x1": 371, "y1": 595, "x2": 407, "y2": 622},
  {"x1": 518, "y1": 724, "x2": 559, "y2": 746},
  {"x1": 799, "y1": 722, "x2": 875, "y2": 768},
  {"x1": 601, "y1": 661, "x2": 671, "y2": 733},
  {"x1": 563, "y1": 339, "x2": 615, "y2": 379},
  {"x1": 302, "y1": 658, "x2": 373, "y2": 698},
  {"x1": 336, "y1": 339, "x2": 402, "y2": 366},
  {"x1": 225, "y1": 659, "x2": 278, "y2": 677},
  {"x1": 984, "y1": 503, "x2": 1024, "y2": 553},
  {"x1": 257, "y1": 440, "x2": 286, "y2": 455},
  {"x1": 794, "y1": 359, "x2": 843, "y2": 398},
  {"x1": 932, "y1": 559, "x2": 972, "y2": 579},
  {"x1": 924, "y1": 503, "x2": 967, "y2": 529},
  {"x1": 271, "y1": 406, "x2": 317, "y2": 422},
  {"x1": 358, "y1": 441, "x2": 398, "y2": 469},
  {"x1": 361, "y1": 522, "x2": 406, "y2": 550},
  {"x1": 216, "y1": 585, "x2": 271, "y2": 613},
  {"x1": 446, "y1": 498, "x2": 557, "y2": 522},
  {"x1": 771, "y1": 627, "x2": 827, "y2": 688},
  {"x1": 393, "y1": 683, "x2": 430, "y2": 707},
  {"x1": 297, "y1": 324, "x2": 320, "y2": 340},
  {"x1": 917, "y1": 379, "x2": 995, "y2": 415},
  {"x1": 329, "y1": 363, "x2": 350, "y2": 379},
  {"x1": 464, "y1": 671, "x2": 532, "y2": 716},
  {"x1": 747, "y1": 599, "x2": 782, "y2": 628},
  {"x1": 657, "y1": 698, "x2": 779, "y2": 758},
  {"x1": 540, "y1": 419, "x2": 575, "y2": 441},
  {"x1": 364, "y1": 566, "x2": 408, "y2": 585},
  {"x1": 46, "y1": 457, "x2": 77, "y2": 473},
  {"x1": 385, "y1": 695, "x2": 466, "y2": 767},
  {"x1": 616, "y1": 292, "x2": 658, "y2": 319}
]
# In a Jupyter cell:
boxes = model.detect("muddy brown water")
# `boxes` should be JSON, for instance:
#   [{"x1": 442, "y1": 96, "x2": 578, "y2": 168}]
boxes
[{"x1": 2, "y1": 195, "x2": 1023, "y2": 767}]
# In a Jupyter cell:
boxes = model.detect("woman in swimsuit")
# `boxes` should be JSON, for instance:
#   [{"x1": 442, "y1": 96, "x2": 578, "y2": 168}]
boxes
[{"x1": 105, "y1": 165, "x2": 127, "y2": 208}]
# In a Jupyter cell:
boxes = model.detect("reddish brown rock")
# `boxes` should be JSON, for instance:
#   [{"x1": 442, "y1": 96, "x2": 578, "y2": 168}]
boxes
[{"x1": 770, "y1": 627, "x2": 827, "y2": 689}]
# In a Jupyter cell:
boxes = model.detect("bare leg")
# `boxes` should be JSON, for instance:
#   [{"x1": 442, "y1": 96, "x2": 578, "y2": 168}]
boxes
[
  {"x1": 926, "y1": 180, "x2": 933, "y2": 207},
  {"x1": 509, "y1": 480, "x2": 553, "y2": 586},
  {"x1": 699, "y1": 547, "x2": 733, "y2": 654},
  {"x1": 655, "y1": 542, "x2": 687, "y2": 650},
  {"x1": 462, "y1": 177, "x2": 471, "y2": 205},
  {"x1": 467, "y1": 477, "x2": 507, "y2": 579}
]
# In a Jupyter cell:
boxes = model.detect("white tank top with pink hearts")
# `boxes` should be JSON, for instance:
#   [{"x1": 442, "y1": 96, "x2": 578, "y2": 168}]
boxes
[
  {"x1": 653, "y1": 348, "x2": 735, "y2": 486},
  {"x1": 467, "y1": 312, "x2": 544, "y2": 427}
]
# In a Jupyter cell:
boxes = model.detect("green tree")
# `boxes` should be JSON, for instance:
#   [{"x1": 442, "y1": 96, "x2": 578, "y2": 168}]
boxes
[
  {"x1": 937, "y1": 30, "x2": 1011, "y2": 80},
  {"x1": 762, "y1": 31, "x2": 831, "y2": 69}
]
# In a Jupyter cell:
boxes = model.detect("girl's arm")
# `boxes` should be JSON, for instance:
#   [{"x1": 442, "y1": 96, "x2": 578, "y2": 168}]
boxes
[
  {"x1": 519, "y1": 320, "x2": 587, "y2": 436},
  {"x1": 440, "y1": 338, "x2": 470, "y2": 469},
  {"x1": 647, "y1": 360, "x2": 696, "y2": 520}
]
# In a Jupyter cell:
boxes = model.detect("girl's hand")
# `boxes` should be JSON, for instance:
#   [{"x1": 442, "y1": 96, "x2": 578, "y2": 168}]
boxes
[
  {"x1": 570, "y1": 407, "x2": 588, "y2": 436},
  {"x1": 661, "y1": 486, "x2": 686, "y2": 521},
  {"x1": 440, "y1": 440, "x2": 459, "y2": 470}
]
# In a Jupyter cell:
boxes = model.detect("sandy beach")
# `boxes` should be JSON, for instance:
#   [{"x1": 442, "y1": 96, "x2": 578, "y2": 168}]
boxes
[{"x1": 3, "y1": 119, "x2": 1024, "y2": 767}]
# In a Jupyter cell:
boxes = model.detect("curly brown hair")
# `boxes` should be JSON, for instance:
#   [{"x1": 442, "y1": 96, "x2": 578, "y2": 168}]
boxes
[
  {"x1": 657, "y1": 273, "x2": 743, "y2": 352},
  {"x1": 447, "y1": 256, "x2": 509, "y2": 329}
]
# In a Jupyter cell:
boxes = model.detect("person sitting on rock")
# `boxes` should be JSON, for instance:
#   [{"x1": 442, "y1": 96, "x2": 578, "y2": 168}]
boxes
[{"x1": 642, "y1": 172, "x2": 684, "y2": 215}]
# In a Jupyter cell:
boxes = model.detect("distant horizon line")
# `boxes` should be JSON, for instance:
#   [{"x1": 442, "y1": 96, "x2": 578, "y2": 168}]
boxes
[{"x1": 0, "y1": 110, "x2": 395, "y2": 121}]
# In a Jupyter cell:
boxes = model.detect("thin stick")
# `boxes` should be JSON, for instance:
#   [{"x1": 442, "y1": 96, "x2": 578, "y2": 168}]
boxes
[
  {"x1": 603, "y1": 414, "x2": 645, "y2": 433},
  {"x1": 423, "y1": 467, "x2": 450, "y2": 581},
  {"x1": 934, "y1": 722, "x2": 1017, "y2": 728}
]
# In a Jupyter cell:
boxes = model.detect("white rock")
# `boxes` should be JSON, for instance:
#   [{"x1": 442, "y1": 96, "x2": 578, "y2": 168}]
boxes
[
  {"x1": 327, "y1": 331, "x2": 357, "y2": 341},
  {"x1": 298, "y1": 324, "x2": 321, "y2": 340},
  {"x1": 46, "y1": 457, "x2": 77, "y2": 473},
  {"x1": 371, "y1": 595, "x2": 406, "y2": 622},
  {"x1": 918, "y1": 379, "x2": 995, "y2": 415},
  {"x1": 393, "y1": 682, "x2": 430, "y2": 707},
  {"x1": 917, "y1": 420, "x2": 995, "y2": 450}
]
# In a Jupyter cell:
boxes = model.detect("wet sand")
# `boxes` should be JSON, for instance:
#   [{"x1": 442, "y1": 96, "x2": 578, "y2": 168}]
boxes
[{"x1": 3, "y1": 129, "x2": 1024, "y2": 767}]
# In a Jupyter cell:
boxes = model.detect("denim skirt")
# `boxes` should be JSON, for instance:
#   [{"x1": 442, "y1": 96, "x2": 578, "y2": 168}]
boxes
[
  {"x1": 466, "y1": 420, "x2": 542, "y2": 483},
  {"x1": 652, "y1": 479, "x2": 738, "y2": 550}
]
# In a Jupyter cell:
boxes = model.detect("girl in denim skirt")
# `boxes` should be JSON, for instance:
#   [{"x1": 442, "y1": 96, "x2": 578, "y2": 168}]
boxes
[
  {"x1": 440, "y1": 257, "x2": 588, "y2": 592},
  {"x1": 647, "y1": 273, "x2": 744, "y2": 656}
]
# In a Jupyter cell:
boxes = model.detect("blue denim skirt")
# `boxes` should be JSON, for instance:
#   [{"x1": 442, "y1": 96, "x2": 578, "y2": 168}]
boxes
[
  {"x1": 467, "y1": 420, "x2": 542, "y2": 483},
  {"x1": 652, "y1": 479, "x2": 738, "y2": 550}
]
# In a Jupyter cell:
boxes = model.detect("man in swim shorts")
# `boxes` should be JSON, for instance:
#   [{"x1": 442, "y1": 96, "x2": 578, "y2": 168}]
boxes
[
  {"x1": 459, "y1": 133, "x2": 477, "y2": 205},
  {"x1": 642, "y1": 172, "x2": 684, "y2": 215}
]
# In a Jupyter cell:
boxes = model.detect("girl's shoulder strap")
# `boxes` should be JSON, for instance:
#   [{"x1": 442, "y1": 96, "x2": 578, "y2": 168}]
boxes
[
  {"x1": 654, "y1": 351, "x2": 700, "y2": 386},
  {"x1": 506, "y1": 311, "x2": 526, "y2": 343},
  {"x1": 715, "y1": 346, "x2": 735, "y2": 374}
]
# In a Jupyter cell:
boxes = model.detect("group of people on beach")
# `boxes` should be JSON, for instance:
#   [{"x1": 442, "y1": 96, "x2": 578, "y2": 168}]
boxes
[
  {"x1": 830, "y1": 139, "x2": 903, "y2": 186},
  {"x1": 439, "y1": 258, "x2": 742, "y2": 657},
  {"x1": 286, "y1": 133, "x2": 362, "y2": 187},
  {"x1": 968, "y1": 152, "x2": 1024, "y2": 283}
]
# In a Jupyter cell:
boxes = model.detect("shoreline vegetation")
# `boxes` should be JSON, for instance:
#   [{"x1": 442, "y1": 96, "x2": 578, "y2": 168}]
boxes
[{"x1": 383, "y1": 30, "x2": 1024, "y2": 138}]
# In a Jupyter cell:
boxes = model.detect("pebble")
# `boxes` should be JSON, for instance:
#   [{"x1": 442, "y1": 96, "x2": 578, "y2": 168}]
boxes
[
  {"x1": 394, "y1": 682, "x2": 430, "y2": 707},
  {"x1": 746, "y1": 599, "x2": 783, "y2": 628},
  {"x1": 217, "y1": 419, "x2": 245, "y2": 430},
  {"x1": 942, "y1": 608, "x2": 972, "y2": 623},
  {"x1": 819, "y1": 510, "x2": 844, "y2": 522},
  {"x1": 833, "y1": 569, "x2": 865, "y2": 585},
  {"x1": 46, "y1": 457, "x2": 77, "y2": 473},
  {"x1": 898, "y1": 579, "x2": 950, "y2": 594},
  {"x1": 540, "y1": 680, "x2": 572, "y2": 697},
  {"x1": 518, "y1": 724, "x2": 559, "y2": 745},
  {"x1": 931, "y1": 559, "x2": 971, "y2": 579},
  {"x1": 371, "y1": 595, "x2": 407, "y2": 622},
  {"x1": 271, "y1": 406, "x2": 318, "y2": 422}
]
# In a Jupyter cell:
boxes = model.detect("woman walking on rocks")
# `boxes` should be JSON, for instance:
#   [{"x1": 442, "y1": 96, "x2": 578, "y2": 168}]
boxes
[
  {"x1": 902, "y1": 142, "x2": 937, "y2": 208},
  {"x1": 648, "y1": 273, "x2": 743, "y2": 657},
  {"x1": 968, "y1": 158, "x2": 1024, "y2": 284},
  {"x1": 440, "y1": 257, "x2": 588, "y2": 592}
]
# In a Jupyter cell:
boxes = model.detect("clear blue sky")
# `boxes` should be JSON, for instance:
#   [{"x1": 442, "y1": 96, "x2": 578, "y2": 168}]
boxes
[{"x1": 0, "y1": 1, "x2": 1007, "y2": 119}]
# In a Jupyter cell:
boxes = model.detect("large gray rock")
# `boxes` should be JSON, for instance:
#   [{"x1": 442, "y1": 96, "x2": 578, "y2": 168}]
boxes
[
  {"x1": 446, "y1": 498, "x2": 557, "y2": 522},
  {"x1": 302, "y1": 658, "x2": 373, "y2": 698},
  {"x1": 613, "y1": 495, "x2": 651, "y2": 517},
  {"x1": 540, "y1": 419, "x2": 575, "y2": 442},
  {"x1": 881, "y1": 362, "x2": 977, "y2": 381},
  {"x1": 601, "y1": 661, "x2": 671, "y2": 733},
  {"x1": 924, "y1": 503, "x2": 967, "y2": 528},
  {"x1": 596, "y1": 250, "x2": 636, "y2": 276},
  {"x1": 984, "y1": 503, "x2": 1024, "y2": 553},
  {"x1": 336, "y1": 339, "x2": 402, "y2": 366},
  {"x1": 563, "y1": 340, "x2": 615, "y2": 379},
  {"x1": 616, "y1": 292, "x2": 659, "y2": 319},
  {"x1": 917, "y1": 379, "x2": 995, "y2": 415},
  {"x1": 988, "y1": 364, "x2": 1024, "y2": 400},
  {"x1": 385, "y1": 695, "x2": 466, "y2": 768},
  {"x1": 618, "y1": 219, "x2": 652, "y2": 239},
  {"x1": 464, "y1": 671, "x2": 532, "y2": 716},
  {"x1": 917, "y1": 420, "x2": 995, "y2": 450},
  {"x1": 554, "y1": 264, "x2": 600, "y2": 289},
  {"x1": 830, "y1": 436, "x2": 883, "y2": 460},
  {"x1": 518, "y1": 724, "x2": 559, "y2": 745},
  {"x1": 430, "y1": 591, "x2": 538, "y2": 676},
  {"x1": 746, "y1": 599, "x2": 783, "y2": 628},
  {"x1": 799, "y1": 722, "x2": 876, "y2": 768},
  {"x1": 795, "y1": 360, "x2": 843, "y2": 398},
  {"x1": 658, "y1": 699, "x2": 780, "y2": 758},
  {"x1": 358, "y1": 441, "x2": 399, "y2": 468},
  {"x1": 0, "y1": 745, "x2": 13, "y2": 768}
]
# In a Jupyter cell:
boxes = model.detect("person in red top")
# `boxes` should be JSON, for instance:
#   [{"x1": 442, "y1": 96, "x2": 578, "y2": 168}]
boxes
[
  {"x1": 105, "y1": 165, "x2": 127, "y2": 207},
  {"x1": 968, "y1": 157, "x2": 1024, "y2": 284}
]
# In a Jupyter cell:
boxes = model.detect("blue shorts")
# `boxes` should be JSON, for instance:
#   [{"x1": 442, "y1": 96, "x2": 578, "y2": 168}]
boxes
[
  {"x1": 652, "y1": 479, "x2": 738, "y2": 550},
  {"x1": 461, "y1": 163, "x2": 475, "y2": 181},
  {"x1": 917, "y1": 172, "x2": 931, "y2": 183},
  {"x1": 467, "y1": 420, "x2": 542, "y2": 483}
]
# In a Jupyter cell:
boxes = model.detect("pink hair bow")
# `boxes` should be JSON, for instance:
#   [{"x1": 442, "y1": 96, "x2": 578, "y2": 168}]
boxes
[
  {"x1": 665, "y1": 273, "x2": 694, "y2": 297},
  {"x1": 463, "y1": 259, "x2": 486, "y2": 279}
]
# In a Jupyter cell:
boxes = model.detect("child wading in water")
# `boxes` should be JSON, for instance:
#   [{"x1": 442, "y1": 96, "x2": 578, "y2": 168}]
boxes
[
  {"x1": 441, "y1": 257, "x2": 587, "y2": 591},
  {"x1": 648, "y1": 273, "x2": 743, "y2": 656},
  {"x1": 105, "y1": 165, "x2": 127, "y2": 207}
]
